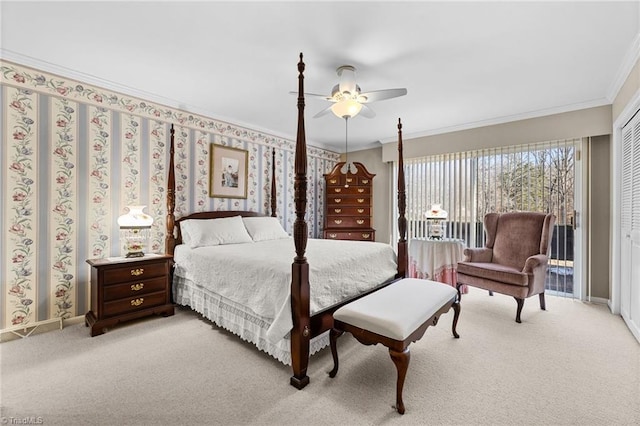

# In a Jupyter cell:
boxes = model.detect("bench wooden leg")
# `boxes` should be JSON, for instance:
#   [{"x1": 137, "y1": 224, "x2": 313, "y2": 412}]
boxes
[
  {"x1": 451, "y1": 300, "x2": 461, "y2": 339},
  {"x1": 328, "y1": 328, "x2": 343, "y2": 378},
  {"x1": 389, "y1": 348, "x2": 410, "y2": 415}
]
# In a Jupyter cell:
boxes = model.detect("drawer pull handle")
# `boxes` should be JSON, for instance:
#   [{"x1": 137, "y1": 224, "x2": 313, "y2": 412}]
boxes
[
  {"x1": 131, "y1": 298, "x2": 144, "y2": 307},
  {"x1": 357, "y1": 188, "x2": 365, "y2": 193},
  {"x1": 334, "y1": 209, "x2": 342, "y2": 213},
  {"x1": 346, "y1": 178, "x2": 353, "y2": 183},
  {"x1": 330, "y1": 179, "x2": 337, "y2": 184},
  {"x1": 362, "y1": 233, "x2": 370, "y2": 239},
  {"x1": 131, "y1": 268, "x2": 144, "y2": 276},
  {"x1": 329, "y1": 233, "x2": 337, "y2": 238},
  {"x1": 357, "y1": 198, "x2": 365, "y2": 203},
  {"x1": 131, "y1": 283, "x2": 144, "y2": 291},
  {"x1": 334, "y1": 188, "x2": 341, "y2": 193},
  {"x1": 362, "y1": 179, "x2": 369, "y2": 184},
  {"x1": 357, "y1": 208, "x2": 364, "y2": 213},
  {"x1": 335, "y1": 198, "x2": 342, "y2": 203},
  {"x1": 334, "y1": 219, "x2": 343, "y2": 224},
  {"x1": 356, "y1": 219, "x2": 365, "y2": 225}
]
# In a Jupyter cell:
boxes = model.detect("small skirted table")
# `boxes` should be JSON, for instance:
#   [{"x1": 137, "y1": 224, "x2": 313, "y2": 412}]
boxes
[{"x1": 408, "y1": 238, "x2": 467, "y2": 292}]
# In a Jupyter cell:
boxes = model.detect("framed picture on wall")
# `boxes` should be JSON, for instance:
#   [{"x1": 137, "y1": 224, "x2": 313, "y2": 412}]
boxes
[{"x1": 209, "y1": 144, "x2": 248, "y2": 199}]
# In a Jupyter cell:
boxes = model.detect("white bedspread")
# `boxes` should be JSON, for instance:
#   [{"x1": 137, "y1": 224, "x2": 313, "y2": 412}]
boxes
[{"x1": 173, "y1": 238, "x2": 397, "y2": 343}]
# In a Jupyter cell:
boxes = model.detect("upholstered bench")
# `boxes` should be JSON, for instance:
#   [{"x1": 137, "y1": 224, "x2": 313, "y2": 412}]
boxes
[{"x1": 328, "y1": 278, "x2": 460, "y2": 414}]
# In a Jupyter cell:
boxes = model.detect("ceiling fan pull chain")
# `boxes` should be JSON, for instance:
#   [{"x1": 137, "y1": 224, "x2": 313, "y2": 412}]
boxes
[{"x1": 344, "y1": 117, "x2": 351, "y2": 180}]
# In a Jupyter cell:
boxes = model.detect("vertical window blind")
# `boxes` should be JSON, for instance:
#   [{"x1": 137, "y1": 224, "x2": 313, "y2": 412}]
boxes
[{"x1": 393, "y1": 138, "x2": 578, "y2": 296}]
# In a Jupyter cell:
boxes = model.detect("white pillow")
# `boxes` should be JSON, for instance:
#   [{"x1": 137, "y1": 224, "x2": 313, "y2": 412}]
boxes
[
  {"x1": 179, "y1": 221, "x2": 192, "y2": 246},
  {"x1": 180, "y1": 216, "x2": 253, "y2": 248},
  {"x1": 242, "y1": 216, "x2": 289, "y2": 242}
]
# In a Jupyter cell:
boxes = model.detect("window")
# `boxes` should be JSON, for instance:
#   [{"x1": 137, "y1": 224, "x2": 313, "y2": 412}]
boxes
[{"x1": 393, "y1": 138, "x2": 578, "y2": 296}]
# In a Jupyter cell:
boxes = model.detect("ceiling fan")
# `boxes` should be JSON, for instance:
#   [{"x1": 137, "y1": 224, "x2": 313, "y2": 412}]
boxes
[{"x1": 296, "y1": 65, "x2": 408, "y2": 119}]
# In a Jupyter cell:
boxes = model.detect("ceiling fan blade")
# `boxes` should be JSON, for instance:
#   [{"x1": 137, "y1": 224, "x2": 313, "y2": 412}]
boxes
[
  {"x1": 360, "y1": 104, "x2": 376, "y2": 119},
  {"x1": 313, "y1": 105, "x2": 334, "y2": 118},
  {"x1": 337, "y1": 65, "x2": 357, "y2": 95},
  {"x1": 358, "y1": 88, "x2": 407, "y2": 103},
  {"x1": 288, "y1": 91, "x2": 334, "y2": 101}
]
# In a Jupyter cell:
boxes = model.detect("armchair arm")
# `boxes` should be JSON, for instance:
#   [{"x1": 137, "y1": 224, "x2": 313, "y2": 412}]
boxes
[
  {"x1": 463, "y1": 247, "x2": 493, "y2": 263},
  {"x1": 522, "y1": 254, "x2": 549, "y2": 274}
]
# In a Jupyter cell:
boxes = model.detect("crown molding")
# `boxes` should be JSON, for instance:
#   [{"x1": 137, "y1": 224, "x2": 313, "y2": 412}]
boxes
[
  {"x1": 378, "y1": 98, "x2": 611, "y2": 145},
  {"x1": 606, "y1": 31, "x2": 640, "y2": 102}
]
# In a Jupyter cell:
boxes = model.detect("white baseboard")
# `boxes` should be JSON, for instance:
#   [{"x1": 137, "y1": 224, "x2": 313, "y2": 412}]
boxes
[
  {"x1": 587, "y1": 296, "x2": 609, "y2": 305},
  {"x1": 621, "y1": 315, "x2": 640, "y2": 344}
]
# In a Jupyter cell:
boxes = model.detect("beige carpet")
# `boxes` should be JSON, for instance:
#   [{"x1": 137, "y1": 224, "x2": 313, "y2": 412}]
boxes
[{"x1": 1, "y1": 287, "x2": 639, "y2": 426}]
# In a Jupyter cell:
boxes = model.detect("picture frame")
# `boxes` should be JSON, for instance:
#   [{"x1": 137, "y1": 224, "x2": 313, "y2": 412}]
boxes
[{"x1": 209, "y1": 144, "x2": 248, "y2": 199}]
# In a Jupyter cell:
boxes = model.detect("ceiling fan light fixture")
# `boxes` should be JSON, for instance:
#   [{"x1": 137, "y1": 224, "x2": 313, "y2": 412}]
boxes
[{"x1": 331, "y1": 99, "x2": 362, "y2": 119}]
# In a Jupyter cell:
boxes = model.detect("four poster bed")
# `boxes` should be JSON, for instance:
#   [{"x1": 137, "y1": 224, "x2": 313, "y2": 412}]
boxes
[{"x1": 164, "y1": 54, "x2": 408, "y2": 389}]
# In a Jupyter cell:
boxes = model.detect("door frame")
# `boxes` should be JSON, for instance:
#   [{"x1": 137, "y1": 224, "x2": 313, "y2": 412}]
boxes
[{"x1": 610, "y1": 89, "x2": 640, "y2": 315}]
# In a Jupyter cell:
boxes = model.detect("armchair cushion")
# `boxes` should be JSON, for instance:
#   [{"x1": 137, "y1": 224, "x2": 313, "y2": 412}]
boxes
[{"x1": 457, "y1": 261, "x2": 528, "y2": 286}]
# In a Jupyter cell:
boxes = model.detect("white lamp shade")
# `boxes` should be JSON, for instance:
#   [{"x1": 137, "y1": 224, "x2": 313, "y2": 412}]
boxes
[
  {"x1": 331, "y1": 99, "x2": 363, "y2": 119},
  {"x1": 425, "y1": 203, "x2": 448, "y2": 219},
  {"x1": 117, "y1": 205, "x2": 153, "y2": 228}
]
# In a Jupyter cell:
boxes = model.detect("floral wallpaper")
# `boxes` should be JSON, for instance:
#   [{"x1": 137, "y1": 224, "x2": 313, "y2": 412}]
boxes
[{"x1": 0, "y1": 60, "x2": 339, "y2": 329}]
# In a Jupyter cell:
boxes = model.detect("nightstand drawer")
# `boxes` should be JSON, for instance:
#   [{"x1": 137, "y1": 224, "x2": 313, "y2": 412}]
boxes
[
  {"x1": 102, "y1": 291, "x2": 168, "y2": 318},
  {"x1": 103, "y1": 276, "x2": 167, "y2": 302},
  {"x1": 103, "y1": 261, "x2": 167, "y2": 284}
]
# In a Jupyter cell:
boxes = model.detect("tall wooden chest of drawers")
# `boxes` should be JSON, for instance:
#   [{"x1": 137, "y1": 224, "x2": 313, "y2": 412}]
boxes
[
  {"x1": 323, "y1": 161, "x2": 376, "y2": 241},
  {"x1": 85, "y1": 254, "x2": 174, "y2": 336}
]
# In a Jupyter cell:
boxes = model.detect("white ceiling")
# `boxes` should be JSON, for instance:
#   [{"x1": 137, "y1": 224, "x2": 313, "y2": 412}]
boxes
[{"x1": 1, "y1": 1, "x2": 639, "y2": 152}]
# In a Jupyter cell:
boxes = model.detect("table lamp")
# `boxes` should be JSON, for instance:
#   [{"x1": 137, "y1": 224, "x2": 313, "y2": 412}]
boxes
[
  {"x1": 425, "y1": 204, "x2": 447, "y2": 240},
  {"x1": 117, "y1": 205, "x2": 153, "y2": 258}
]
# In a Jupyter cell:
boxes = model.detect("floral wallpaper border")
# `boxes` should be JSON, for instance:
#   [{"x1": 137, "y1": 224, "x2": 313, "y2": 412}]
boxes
[{"x1": 0, "y1": 60, "x2": 340, "y2": 161}]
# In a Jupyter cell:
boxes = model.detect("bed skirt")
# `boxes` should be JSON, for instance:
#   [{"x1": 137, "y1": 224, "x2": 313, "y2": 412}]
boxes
[{"x1": 172, "y1": 274, "x2": 330, "y2": 365}]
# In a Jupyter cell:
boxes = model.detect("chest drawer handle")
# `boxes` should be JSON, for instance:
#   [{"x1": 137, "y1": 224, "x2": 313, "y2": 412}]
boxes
[
  {"x1": 362, "y1": 179, "x2": 369, "y2": 184},
  {"x1": 330, "y1": 179, "x2": 337, "y2": 184},
  {"x1": 357, "y1": 188, "x2": 365, "y2": 193},
  {"x1": 334, "y1": 188, "x2": 342, "y2": 193},
  {"x1": 356, "y1": 219, "x2": 365, "y2": 225},
  {"x1": 328, "y1": 233, "x2": 337, "y2": 238},
  {"x1": 357, "y1": 198, "x2": 365, "y2": 203},
  {"x1": 131, "y1": 283, "x2": 144, "y2": 291},
  {"x1": 334, "y1": 209, "x2": 342, "y2": 213},
  {"x1": 131, "y1": 268, "x2": 144, "y2": 276},
  {"x1": 334, "y1": 219, "x2": 343, "y2": 224},
  {"x1": 131, "y1": 298, "x2": 144, "y2": 307},
  {"x1": 362, "y1": 233, "x2": 371, "y2": 239},
  {"x1": 357, "y1": 208, "x2": 364, "y2": 213},
  {"x1": 334, "y1": 198, "x2": 342, "y2": 203},
  {"x1": 346, "y1": 178, "x2": 353, "y2": 183}
]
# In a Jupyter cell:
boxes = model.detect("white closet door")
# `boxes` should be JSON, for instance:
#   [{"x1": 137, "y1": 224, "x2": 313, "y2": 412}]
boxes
[{"x1": 620, "y1": 113, "x2": 640, "y2": 341}]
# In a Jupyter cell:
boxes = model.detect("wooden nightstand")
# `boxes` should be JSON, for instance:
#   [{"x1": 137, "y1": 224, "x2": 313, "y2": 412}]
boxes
[{"x1": 85, "y1": 254, "x2": 174, "y2": 336}]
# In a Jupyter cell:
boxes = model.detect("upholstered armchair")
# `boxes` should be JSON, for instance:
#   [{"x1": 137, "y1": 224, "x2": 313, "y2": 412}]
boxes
[{"x1": 456, "y1": 212, "x2": 556, "y2": 323}]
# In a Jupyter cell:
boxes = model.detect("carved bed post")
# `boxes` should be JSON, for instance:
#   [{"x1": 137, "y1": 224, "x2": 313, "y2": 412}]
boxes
[
  {"x1": 271, "y1": 148, "x2": 277, "y2": 217},
  {"x1": 397, "y1": 118, "x2": 408, "y2": 278},
  {"x1": 290, "y1": 53, "x2": 311, "y2": 389},
  {"x1": 166, "y1": 124, "x2": 176, "y2": 255}
]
